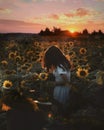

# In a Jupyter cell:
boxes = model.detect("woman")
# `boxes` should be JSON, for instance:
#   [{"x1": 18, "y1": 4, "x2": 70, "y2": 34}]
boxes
[
  {"x1": 0, "y1": 89, "x2": 47, "y2": 130},
  {"x1": 42, "y1": 45, "x2": 72, "y2": 107}
]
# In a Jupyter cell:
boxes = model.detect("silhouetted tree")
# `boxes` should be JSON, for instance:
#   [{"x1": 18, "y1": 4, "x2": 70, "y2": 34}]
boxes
[
  {"x1": 52, "y1": 27, "x2": 62, "y2": 35},
  {"x1": 39, "y1": 27, "x2": 52, "y2": 36},
  {"x1": 45, "y1": 28, "x2": 51, "y2": 34},
  {"x1": 38, "y1": 30, "x2": 44, "y2": 35},
  {"x1": 98, "y1": 30, "x2": 103, "y2": 35},
  {"x1": 91, "y1": 30, "x2": 97, "y2": 35},
  {"x1": 82, "y1": 29, "x2": 89, "y2": 35}
]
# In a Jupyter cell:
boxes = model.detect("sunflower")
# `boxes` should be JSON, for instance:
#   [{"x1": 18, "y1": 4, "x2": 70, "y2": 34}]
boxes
[
  {"x1": 8, "y1": 52, "x2": 16, "y2": 59},
  {"x1": 34, "y1": 42, "x2": 41, "y2": 47},
  {"x1": 3, "y1": 80, "x2": 13, "y2": 89},
  {"x1": 8, "y1": 40, "x2": 17, "y2": 49},
  {"x1": 39, "y1": 72, "x2": 48, "y2": 81},
  {"x1": 36, "y1": 51, "x2": 44, "y2": 63},
  {"x1": 21, "y1": 64, "x2": 28, "y2": 70},
  {"x1": 96, "y1": 71, "x2": 104, "y2": 85},
  {"x1": 15, "y1": 55, "x2": 22, "y2": 63},
  {"x1": 68, "y1": 41, "x2": 74, "y2": 47},
  {"x1": 69, "y1": 51, "x2": 76, "y2": 58},
  {"x1": 71, "y1": 58, "x2": 78, "y2": 66},
  {"x1": 63, "y1": 46, "x2": 70, "y2": 54},
  {"x1": 26, "y1": 50, "x2": 34, "y2": 57},
  {"x1": 76, "y1": 68, "x2": 89, "y2": 78},
  {"x1": 79, "y1": 48, "x2": 87, "y2": 55},
  {"x1": 1, "y1": 60, "x2": 8, "y2": 67}
]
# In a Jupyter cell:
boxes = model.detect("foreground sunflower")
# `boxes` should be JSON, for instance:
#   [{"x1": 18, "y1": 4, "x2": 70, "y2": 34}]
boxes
[
  {"x1": 39, "y1": 72, "x2": 48, "y2": 81},
  {"x1": 3, "y1": 80, "x2": 13, "y2": 89},
  {"x1": 76, "y1": 68, "x2": 89, "y2": 78}
]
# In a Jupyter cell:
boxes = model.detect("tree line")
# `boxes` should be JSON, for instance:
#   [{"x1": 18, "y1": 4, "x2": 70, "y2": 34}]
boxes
[{"x1": 38, "y1": 27, "x2": 104, "y2": 37}]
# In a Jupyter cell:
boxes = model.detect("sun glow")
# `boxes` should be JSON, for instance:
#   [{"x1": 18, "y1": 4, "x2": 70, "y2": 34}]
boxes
[{"x1": 70, "y1": 29, "x2": 76, "y2": 33}]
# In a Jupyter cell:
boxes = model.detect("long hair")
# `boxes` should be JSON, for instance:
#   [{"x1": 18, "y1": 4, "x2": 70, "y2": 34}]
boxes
[{"x1": 42, "y1": 46, "x2": 71, "y2": 72}]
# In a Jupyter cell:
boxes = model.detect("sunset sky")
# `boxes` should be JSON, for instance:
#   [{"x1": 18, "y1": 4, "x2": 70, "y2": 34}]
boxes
[{"x1": 0, "y1": 0, "x2": 104, "y2": 33}]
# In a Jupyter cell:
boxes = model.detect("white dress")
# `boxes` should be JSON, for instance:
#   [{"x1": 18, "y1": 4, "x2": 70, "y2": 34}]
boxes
[{"x1": 53, "y1": 65, "x2": 71, "y2": 104}]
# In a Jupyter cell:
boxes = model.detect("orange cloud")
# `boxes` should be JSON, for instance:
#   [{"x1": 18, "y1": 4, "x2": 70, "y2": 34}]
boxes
[
  {"x1": 0, "y1": 8, "x2": 11, "y2": 13},
  {"x1": 0, "y1": 8, "x2": 5, "y2": 11},
  {"x1": 64, "y1": 13, "x2": 74, "y2": 17},
  {"x1": 48, "y1": 14, "x2": 59, "y2": 20}
]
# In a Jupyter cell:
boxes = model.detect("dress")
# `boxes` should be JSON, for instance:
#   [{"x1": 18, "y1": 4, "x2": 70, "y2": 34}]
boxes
[{"x1": 53, "y1": 65, "x2": 71, "y2": 104}]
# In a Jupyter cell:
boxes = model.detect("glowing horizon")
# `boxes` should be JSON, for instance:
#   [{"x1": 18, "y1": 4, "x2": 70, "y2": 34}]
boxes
[{"x1": 0, "y1": 0, "x2": 104, "y2": 33}]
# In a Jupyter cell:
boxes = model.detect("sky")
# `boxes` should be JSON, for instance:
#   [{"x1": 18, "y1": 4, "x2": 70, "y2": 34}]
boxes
[{"x1": 0, "y1": 0, "x2": 104, "y2": 33}]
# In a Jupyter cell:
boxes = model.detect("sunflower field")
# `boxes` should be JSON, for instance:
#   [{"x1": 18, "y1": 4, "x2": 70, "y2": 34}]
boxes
[{"x1": 0, "y1": 33, "x2": 104, "y2": 130}]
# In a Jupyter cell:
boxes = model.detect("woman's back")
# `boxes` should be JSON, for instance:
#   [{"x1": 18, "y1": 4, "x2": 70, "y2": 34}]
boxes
[{"x1": 53, "y1": 65, "x2": 71, "y2": 82}]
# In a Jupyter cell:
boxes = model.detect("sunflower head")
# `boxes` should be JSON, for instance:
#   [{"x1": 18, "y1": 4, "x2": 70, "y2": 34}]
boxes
[
  {"x1": 21, "y1": 64, "x2": 28, "y2": 70},
  {"x1": 1, "y1": 60, "x2": 8, "y2": 67},
  {"x1": 69, "y1": 51, "x2": 76, "y2": 58},
  {"x1": 8, "y1": 52, "x2": 16, "y2": 59},
  {"x1": 26, "y1": 50, "x2": 34, "y2": 57},
  {"x1": 15, "y1": 56, "x2": 22, "y2": 63},
  {"x1": 76, "y1": 68, "x2": 89, "y2": 78},
  {"x1": 68, "y1": 42, "x2": 74, "y2": 47},
  {"x1": 79, "y1": 48, "x2": 87, "y2": 55},
  {"x1": 39, "y1": 72, "x2": 48, "y2": 81},
  {"x1": 34, "y1": 42, "x2": 41, "y2": 47},
  {"x1": 3, "y1": 80, "x2": 13, "y2": 88}
]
